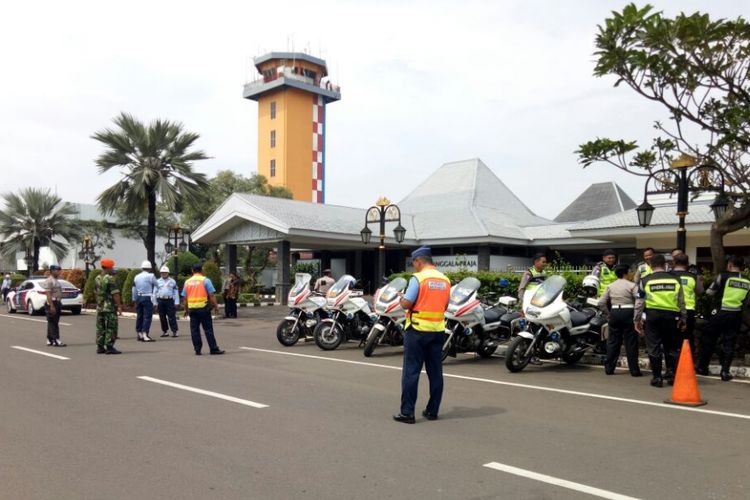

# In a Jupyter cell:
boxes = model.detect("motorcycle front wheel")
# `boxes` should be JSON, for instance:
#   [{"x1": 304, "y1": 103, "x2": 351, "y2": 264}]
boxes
[
  {"x1": 363, "y1": 326, "x2": 384, "y2": 357},
  {"x1": 276, "y1": 319, "x2": 301, "y2": 346},
  {"x1": 314, "y1": 322, "x2": 344, "y2": 351},
  {"x1": 505, "y1": 336, "x2": 533, "y2": 372}
]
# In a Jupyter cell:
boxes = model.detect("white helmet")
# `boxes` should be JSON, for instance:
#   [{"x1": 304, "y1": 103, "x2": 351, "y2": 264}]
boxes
[
  {"x1": 141, "y1": 260, "x2": 152, "y2": 269},
  {"x1": 582, "y1": 275, "x2": 600, "y2": 297},
  {"x1": 160, "y1": 265, "x2": 170, "y2": 274}
]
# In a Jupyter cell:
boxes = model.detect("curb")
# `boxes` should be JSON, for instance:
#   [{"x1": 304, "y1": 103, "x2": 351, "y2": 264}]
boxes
[{"x1": 81, "y1": 303, "x2": 279, "y2": 319}]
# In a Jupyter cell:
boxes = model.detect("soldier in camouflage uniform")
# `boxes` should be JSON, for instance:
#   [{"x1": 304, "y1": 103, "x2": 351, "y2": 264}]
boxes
[{"x1": 96, "y1": 259, "x2": 123, "y2": 354}]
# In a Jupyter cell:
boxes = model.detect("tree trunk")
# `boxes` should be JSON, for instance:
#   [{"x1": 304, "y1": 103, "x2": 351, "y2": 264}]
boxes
[
  {"x1": 711, "y1": 202, "x2": 750, "y2": 272},
  {"x1": 709, "y1": 225, "x2": 727, "y2": 273},
  {"x1": 146, "y1": 189, "x2": 157, "y2": 271},
  {"x1": 33, "y1": 237, "x2": 40, "y2": 273}
]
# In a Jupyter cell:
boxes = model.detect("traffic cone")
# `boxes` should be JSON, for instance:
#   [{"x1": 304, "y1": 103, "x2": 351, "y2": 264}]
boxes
[{"x1": 664, "y1": 339, "x2": 707, "y2": 407}]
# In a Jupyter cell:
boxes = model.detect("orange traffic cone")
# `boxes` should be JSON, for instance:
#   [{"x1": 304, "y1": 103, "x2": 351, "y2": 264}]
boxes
[{"x1": 665, "y1": 339, "x2": 707, "y2": 407}]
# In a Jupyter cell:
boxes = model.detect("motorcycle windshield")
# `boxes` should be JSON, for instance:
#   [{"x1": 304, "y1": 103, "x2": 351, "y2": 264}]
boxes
[
  {"x1": 327, "y1": 274, "x2": 355, "y2": 298},
  {"x1": 449, "y1": 277, "x2": 481, "y2": 305},
  {"x1": 379, "y1": 277, "x2": 407, "y2": 303},
  {"x1": 290, "y1": 273, "x2": 312, "y2": 296},
  {"x1": 530, "y1": 275, "x2": 566, "y2": 308}
]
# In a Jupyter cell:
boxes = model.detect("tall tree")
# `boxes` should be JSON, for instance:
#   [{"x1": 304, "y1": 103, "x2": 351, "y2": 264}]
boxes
[
  {"x1": 0, "y1": 188, "x2": 79, "y2": 271},
  {"x1": 93, "y1": 112, "x2": 209, "y2": 269},
  {"x1": 577, "y1": 4, "x2": 750, "y2": 270}
]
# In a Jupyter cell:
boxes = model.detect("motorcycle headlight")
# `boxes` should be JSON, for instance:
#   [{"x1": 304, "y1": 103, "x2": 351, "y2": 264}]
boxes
[
  {"x1": 306, "y1": 311, "x2": 314, "y2": 318},
  {"x1": 369, "y1": 313, "x2": 378, "y2": 322},
  {"x1": 346, "y1": 312, "x2": 354, "y2": 320},
  {"x1": 463, "y1": 327, "x2": 473, "y2": 336}
]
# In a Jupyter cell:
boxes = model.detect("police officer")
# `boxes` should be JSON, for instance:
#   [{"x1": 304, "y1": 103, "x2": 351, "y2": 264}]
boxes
[
  {"x1": 314, "y1": 269, "x2": 335, "y2": 294},
  {"x1": 671, "y1": 252, "x2": 703, "y2": 352},
  {"x1": 517, "y1": 253, "x2": 547, "y2": 302},
  {"x1": 597, "y1": 264, "x2": 642, "y2": 377},
  {"x1": 393, "y1": 246, "x2": 450, "y2": 424},
  {"x1": 1, "y1": 273, "x2": 11, "y2": 301},
  {"x1": 182, "y1": 263, "x2": 224, "y2": 356},
  {"x1": 156, "y1": 265, "x2": 180, "y2": 337},
  {"x1": 591, "y1": 249, "x2": 618, "y2": 298},
  {"x1": 44, "y1": 264, "x2": 65, "y2": 347},
  {"x1": 633, "y1": 247, "x2": 655, "y2": 288},
  {"x1": 133, "y1": 260, "x2": 157, "y2": 342},
  {"x1": 96, "y1": 259, "x2": 122, "y2": 354},
  {"x1": 697, "y1": 255, "x2": 750, "y2": 381},
  {"x1": 635, "y1": 254, "x2": 686, "y2": 387}
]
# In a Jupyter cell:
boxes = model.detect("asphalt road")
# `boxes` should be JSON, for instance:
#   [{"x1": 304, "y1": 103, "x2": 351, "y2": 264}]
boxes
[{"x1": 1, "y1": 309, "x2": 749, "y2": 500}]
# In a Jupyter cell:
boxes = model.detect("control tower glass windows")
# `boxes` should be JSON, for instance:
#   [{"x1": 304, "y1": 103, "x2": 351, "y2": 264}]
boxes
[
  {"x1": 270, "y1": 159, "x2": 276, "y2": 177},
  {"x1": 270, "y1": 101, "x2": 276, "y2": 119},
  {"x1": 270, "y1": 130, "x2": 276, "y2": 148}
]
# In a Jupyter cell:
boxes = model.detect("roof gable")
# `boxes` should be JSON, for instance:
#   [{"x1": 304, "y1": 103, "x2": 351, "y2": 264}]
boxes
[{"x1": 555, "y1": 182, "x2": 636, "y2": 223}]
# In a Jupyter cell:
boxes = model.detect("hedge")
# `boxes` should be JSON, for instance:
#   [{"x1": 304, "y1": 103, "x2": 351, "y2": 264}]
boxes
[
  {"x1": 388, "y1": 270, "x2": 586, "y2": 300},
  {"x1": 121, "y1": 269, "x2": 139, "y2": 306},
  {"x1": 60, "y1": 269, "x2": 85, "y2": 290},
  {"x1": 9, "y1": 273, "x2": 27, "y2": 287},
  {"x1": 203, "y1": 261, "x2": 222, "y2": 294},
  {"x1": 83, "y1": 269, "x2": 102, "y2": 305}
]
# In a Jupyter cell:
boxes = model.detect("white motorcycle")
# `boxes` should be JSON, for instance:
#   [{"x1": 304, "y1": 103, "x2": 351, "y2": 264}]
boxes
[
  {"x1": 314, "y1": 275, "x2": 374, "y2": 351},
  {"x1": 442, "y1": 277, "x2": 515, "y2": 361},
  {"x1": 276, "y1": 273, "x2": 328, "y2": 346},
  {"x1": 505, "y1": 275, "x2": 607, "y2": 372},
  {"x1": 363, "y1": 277, "x2": 407, "y2": 357}
]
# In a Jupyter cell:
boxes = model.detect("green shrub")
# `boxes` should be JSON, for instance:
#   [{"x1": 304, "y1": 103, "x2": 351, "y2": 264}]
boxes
[
  {"x1": 114, "y1": 268, "x2": 130, "y2": 292},
  {"x1": 168, "y1": 251, "x2": 200, "y2": 276},
  {"x1": 10, "y1": 273, "x2": 27, "y2": 287},
  {"x1": 61, "y1": 269, "x2": 85, "y2": 290},
  {"x1": 214, "y1": 292, "x2": 224, "y2": 304},
  {"x1": 83, "y1": 269, "x2": 103, "y2": 305},
  {"x1": 202, "y1": 261, "x2": 222, "y2": 293},
  {"x1": 238, "y1": 293, "x2": 256, "y2": 303},
  {"x1": 121, "y1": 269, "x2": 139, "y2": 305},
  {"x1": 291, "y1": 262, "x2": 319, "y2": 283}
]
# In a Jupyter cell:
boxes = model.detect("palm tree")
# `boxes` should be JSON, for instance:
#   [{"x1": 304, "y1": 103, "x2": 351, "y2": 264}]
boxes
[
  {"x1": 93, "y1": 112, "x2": 210, "y2": 269},
  {"x1": 0, "y1": 188, "x2": 79, "y2": 272}
]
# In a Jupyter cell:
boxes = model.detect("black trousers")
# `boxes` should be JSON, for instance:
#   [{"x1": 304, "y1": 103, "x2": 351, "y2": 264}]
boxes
[
  {"x1": 605, "y1": 308, "x2": 640, "y2": 374},
  {"x1": 157, "y1": 298, "x2": 179, "y2": 334},
  {"x1": 46, "y1": 300, "x2": 61, "y2": 341},
  {"x1": 682, "y1": 310, "x2": 696, "y2": 353},
  {"x1": 644, "y1": 309, "x2": 681, "y2": 379},
  {"x1": 188, "y1": 307, "x2": 219, "y2": 353},
  {"x1": 224, "y1": 298, "x2": 237, "y2": 318},
  {"x1": 698, "y1": 310, "x2": 742, "y2": 372}
]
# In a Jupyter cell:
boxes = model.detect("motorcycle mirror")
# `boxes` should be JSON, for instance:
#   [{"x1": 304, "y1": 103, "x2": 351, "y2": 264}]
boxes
[{"x1": 498, "y1": 279, "x2": 509, "y2": 287}]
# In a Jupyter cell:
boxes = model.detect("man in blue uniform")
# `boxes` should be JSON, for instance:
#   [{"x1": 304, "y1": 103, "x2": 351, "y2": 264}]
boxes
[
  {"x1": 133, "y1": 260, "x2": 157, "y2": 342},
  {"x1": 156, "y1": 265, "x2": 180, "y2": 337}
]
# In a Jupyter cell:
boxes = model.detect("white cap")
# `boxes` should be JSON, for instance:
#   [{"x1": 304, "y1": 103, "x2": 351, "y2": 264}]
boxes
[
  {"x1": 160, "y1": 265, "x2": 170, "y2": 274},
  {"x1": 141, "y1": 260, "x2": 152, "y2": 269}
]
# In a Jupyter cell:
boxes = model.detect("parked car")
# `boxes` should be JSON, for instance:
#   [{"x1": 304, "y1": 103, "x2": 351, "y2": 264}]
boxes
[{"x1": 5, "y1": 278, "x2": 83, "y2": 315}]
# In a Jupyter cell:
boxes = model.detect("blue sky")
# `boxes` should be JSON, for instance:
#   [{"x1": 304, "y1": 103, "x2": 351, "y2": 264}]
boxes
[{"x1": 1, "y1": 0, "x2": 747, "y2": 220}]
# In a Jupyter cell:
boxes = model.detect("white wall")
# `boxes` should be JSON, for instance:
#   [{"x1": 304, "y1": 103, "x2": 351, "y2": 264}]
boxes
[{"x1": 489, "y1": 255, "x2": 531, "y2": 272}]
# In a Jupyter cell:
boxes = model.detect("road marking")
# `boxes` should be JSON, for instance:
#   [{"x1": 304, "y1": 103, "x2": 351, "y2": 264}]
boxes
[
  {"x1": 0, "y1": 314, "x2": 72, "y2": 326},
  {"x1": 137, "y1": 376, "x2": 269, "y2": 409},
  {"x1": 483, "y1": 462, "x2": 640, "y2": 500},
  {"x1": 239, "y1": 347, "x2": 750, "y2": 421},
  {"x1": 11, "y1": 346, "x2": 70, "y2": 360}
]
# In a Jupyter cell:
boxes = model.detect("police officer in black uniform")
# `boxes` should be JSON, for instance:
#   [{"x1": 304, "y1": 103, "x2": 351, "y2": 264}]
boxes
[
  {"x1": 635, "y1": 254, "x2": 686, "y2": 387},
  {"x1": 696, "y1": 255, "x2": 750, "y2": 381}
]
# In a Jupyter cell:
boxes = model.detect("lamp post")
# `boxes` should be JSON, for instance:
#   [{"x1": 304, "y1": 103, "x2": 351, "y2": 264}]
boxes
[
  {"x1": 635, "y1": 153, "x2": 729, "y2": 251},
  {"x1": 165, "y1": 225, "x2": 188, "y2": 276},
  {"x1": 77, "y1": 235, "x2": 95, "y2": 282},
  {"x1": 360, "y1": 197, "x2": 406, "y2": 282}
]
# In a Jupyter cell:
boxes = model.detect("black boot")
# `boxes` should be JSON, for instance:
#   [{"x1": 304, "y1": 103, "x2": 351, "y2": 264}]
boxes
[
  {"x1": 96, "y1": 345, "x2": 106, "y2": 354},
  {"x1": 105, "y1": 345, "x2": 121, "y2": 355},
  {"x1": 649, "y1": 356, "x2": 663, "y2": 387},
  {"x1": 721, "y1": 371, "x2": 734, "y2": 382}
]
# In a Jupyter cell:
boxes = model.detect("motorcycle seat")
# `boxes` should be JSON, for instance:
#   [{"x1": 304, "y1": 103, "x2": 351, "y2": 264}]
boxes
[
  {"x1": 569, "y1": 309, "x2": 595, "y2": 327},
  {"x1": 483, "y1": 307, "x2": 505, "y2": 323}
]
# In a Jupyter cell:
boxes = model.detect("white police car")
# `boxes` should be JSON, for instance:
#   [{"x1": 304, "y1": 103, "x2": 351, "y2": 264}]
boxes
[{"x1": 5, "y1": 278, "x2": 83, "y2": 315}]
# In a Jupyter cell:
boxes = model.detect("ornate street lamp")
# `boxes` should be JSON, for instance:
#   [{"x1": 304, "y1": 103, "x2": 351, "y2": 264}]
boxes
[
  {"x1": 165, "y1": 225, "x2": 187, "y2": 275},
  {"x1": 637, "y1": 154, "x2": 728, "y2": 251},
  {"x1": 360, "y1": 197, "x2": 406, "y2": 281}
]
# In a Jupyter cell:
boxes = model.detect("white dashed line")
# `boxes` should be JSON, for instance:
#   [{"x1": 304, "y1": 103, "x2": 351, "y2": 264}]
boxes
[
  {"x1": 11, "y1": 345, "x2": 70, "y2": 360},
  {"x1": 137, "y1": 376, "x2": 269, "y2": 408}
]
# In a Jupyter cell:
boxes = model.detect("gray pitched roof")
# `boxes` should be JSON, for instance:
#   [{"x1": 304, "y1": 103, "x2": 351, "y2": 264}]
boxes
[
  {"x1": 554, "y1": 182, "x2": 636, "y2": 223},
  {"x1": 570, "y1": 201, "x2": 715, "y2": 231}
]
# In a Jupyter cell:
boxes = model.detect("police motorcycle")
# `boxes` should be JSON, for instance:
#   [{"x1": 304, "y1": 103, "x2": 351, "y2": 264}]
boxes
[
  {"x1": 363, "y1": 277, "x2": 407, "y2": 357},
  {"x1": 505, "y1": 275, "x2": 607, "y2": 372},
  {"x1": 442, "y1": 277, "x2": 515, "y2": 361},
  {"x1": 276, "y1": 273, "x2": 328, "y2": 346},
  {"x1": 314, "y1": 274, "x2": 374, "y2": 351}
]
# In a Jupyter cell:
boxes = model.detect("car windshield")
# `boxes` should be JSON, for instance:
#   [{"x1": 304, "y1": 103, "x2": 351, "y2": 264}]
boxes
[
  {"x1": 290, "y1": 274, "x2": 312, "y2": 296},
  {"x1": 59, "y1": 280, "x2": 76, "y2": 289},
  {"x1": 328, "y1": 274, "x2": 355, "y2": 297},
  {"x1": 449, "y1": 277, "x2": 481, "y2": 305},
  {"x1": 530, "y1": 275, "x2": 566, "y2": 308},
  {"x1": 30, "y1": 279, "x2": 77, "y2": 289},
  {"x1": 379, "y1": 277, "x2": 407, "y2": 303}
]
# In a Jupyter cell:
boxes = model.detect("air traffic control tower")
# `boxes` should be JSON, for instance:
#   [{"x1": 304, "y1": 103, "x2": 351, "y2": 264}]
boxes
[{"x1": 243, "y1": 52, "x2": 341, "y2": 203}]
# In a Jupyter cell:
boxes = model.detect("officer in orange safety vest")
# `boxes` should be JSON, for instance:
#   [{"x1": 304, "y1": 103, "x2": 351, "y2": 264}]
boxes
[
  {"x1": 181, "y1": 263, "x2": 224, "y2": 356},
  {"x1": 393, "y1": 246, "x2": 451, "y2": 424}
]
